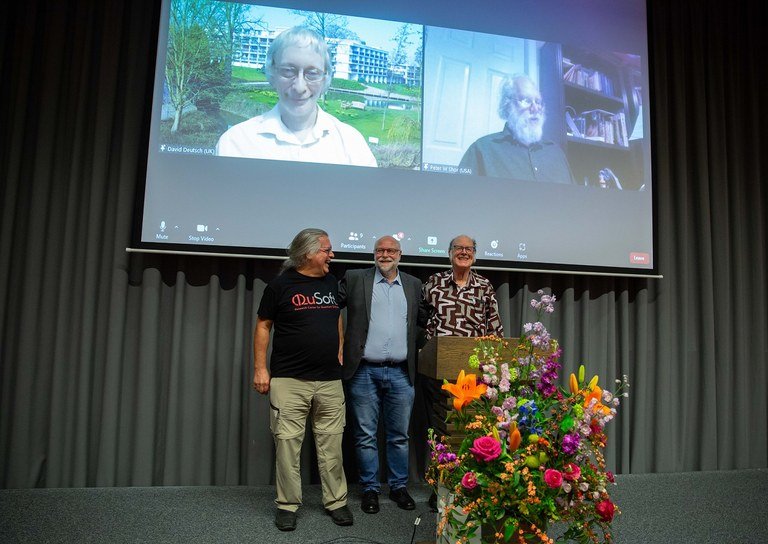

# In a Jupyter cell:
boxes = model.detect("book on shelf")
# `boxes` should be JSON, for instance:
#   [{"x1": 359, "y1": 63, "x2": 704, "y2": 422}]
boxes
[
  {"x1": 578, "y1": 109, "x2": 629, "y2": 147},
  {"x1": 565, "y1": 107, "x2": 583, "y2": 137},
  {"x1": 562, "y1": 62, "x2": 616, "y2": 97}
]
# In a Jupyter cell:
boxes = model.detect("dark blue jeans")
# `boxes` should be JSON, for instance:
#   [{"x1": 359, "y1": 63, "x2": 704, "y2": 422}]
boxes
[{"x1": 346, "y1": 364, "x2": 415, "y2": 493}]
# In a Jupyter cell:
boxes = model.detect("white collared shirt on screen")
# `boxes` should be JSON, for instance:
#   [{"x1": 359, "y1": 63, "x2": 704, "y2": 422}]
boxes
[{"x1": 215, "y1": 105, "x2": 377, "y2": 167}]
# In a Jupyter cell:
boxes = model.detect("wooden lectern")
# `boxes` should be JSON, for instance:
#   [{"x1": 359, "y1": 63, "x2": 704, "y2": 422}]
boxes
[
  {"x1": 418, "y1": 337, "x2": 534, "y2": 445},
  {"x1": 418, "y1": 336, "x2": 481, "y2": 381},
  {"x1": 417, "y1": 336, "x2": 484, "y2": 445}
]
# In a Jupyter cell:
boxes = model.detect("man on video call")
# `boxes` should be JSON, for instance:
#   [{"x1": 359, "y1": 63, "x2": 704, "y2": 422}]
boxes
[
  {"x1": 216, "y1": 27, "x2": 377, "y2": 167},
  {"x1": 459, "y1": 75, "x2": 575, "y2": 184}
]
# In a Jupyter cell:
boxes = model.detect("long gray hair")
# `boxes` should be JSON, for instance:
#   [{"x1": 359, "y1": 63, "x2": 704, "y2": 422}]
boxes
[{"x1": 282, "y1": 228, "x2": 328, "y2": 272}]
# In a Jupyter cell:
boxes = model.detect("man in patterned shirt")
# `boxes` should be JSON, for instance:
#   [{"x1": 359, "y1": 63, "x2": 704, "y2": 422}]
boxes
[
  {"x1": 423, "y1": 235, "x2": 504, "y2": 340},
  {"x1": 420, "y1": 234, "x2": 505, "y2": 509}
]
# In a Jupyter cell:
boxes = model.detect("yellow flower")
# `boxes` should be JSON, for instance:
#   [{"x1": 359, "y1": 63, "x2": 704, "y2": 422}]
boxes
[{"x1": 442, "y1": 370, "x2": 487, "y2": 411}]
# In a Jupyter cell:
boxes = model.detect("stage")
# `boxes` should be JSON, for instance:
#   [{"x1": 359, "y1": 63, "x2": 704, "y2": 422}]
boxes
[{"x1": 2, "y1": 470, "x2": 767, "y2": 543}]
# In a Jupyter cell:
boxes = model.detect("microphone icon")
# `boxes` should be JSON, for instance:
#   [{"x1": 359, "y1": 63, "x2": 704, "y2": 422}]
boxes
[{"x1": 160, "y1": 221, "x2": 166, "y2": 232}]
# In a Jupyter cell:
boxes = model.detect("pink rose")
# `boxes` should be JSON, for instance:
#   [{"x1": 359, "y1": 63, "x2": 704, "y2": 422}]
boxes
[
  {"x1": 596, "y1": 499, "x2": 616, "y2": 522},
  {"x1": 563, "y1": 463, "x2": 581, "y2": 481},
  {"x1": 544, "y1": 469, "x2": 563, "y2": 488},
  {"x1": 461, "y1": 471, "x2": 478, "y2": 490},
  {"x1": 606, "y1": 471, "x2": 615, "y2": 483},
  {"x1": 469, "y1": 436, "x2": 501, "y2": 462}
]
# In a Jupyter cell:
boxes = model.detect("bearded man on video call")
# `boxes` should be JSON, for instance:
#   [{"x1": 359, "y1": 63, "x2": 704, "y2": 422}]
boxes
[{"x1": 459, "y1": 75, "x2": 575, "y2": 184}]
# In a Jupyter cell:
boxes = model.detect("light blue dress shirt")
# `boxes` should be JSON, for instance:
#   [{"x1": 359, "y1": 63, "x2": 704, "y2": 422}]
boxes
[{"x1": 362, "y1": 269, "x2": 408, "y2": 362}]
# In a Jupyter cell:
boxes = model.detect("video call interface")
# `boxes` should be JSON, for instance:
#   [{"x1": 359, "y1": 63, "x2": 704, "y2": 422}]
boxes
[{"x1": 140, "y1": 0, "x2": 655, "y2": 275}]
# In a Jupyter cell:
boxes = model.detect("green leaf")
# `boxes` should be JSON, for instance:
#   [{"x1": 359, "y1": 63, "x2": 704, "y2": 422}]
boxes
[{"x1": 504, "y1": 518, "x2": 518, "y2": 541}]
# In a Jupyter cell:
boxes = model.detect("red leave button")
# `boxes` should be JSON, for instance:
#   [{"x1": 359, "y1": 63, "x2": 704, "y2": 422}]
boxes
[{"x1": 630, "y1": 252, "x2": 650, "y2": 264}]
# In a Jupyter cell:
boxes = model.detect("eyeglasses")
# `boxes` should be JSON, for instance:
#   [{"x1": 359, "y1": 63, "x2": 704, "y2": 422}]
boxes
[
  {"x1": 375, "y1": 248, "x2": 401, "y2": 256},
  {"x1": 516, "y1": 97, "x2": 544, "y2": 109},
  {"x1": 318, "y1": 247, "x2": 333, "y2": 254},
  {"x1": 451, "y1": 245, "x2": 476, "y2": 253},
  {"x1": 277, "y1": 65, "x2": 327, "y2": 83}
]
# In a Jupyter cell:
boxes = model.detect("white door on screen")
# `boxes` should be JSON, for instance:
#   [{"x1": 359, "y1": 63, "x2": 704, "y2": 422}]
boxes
[{"x1": 422, "y1": 28, "x2": 540, "y2": 169}]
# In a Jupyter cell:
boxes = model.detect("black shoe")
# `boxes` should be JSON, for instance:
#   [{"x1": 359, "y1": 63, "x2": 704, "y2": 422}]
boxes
[
  {"x1": 428, "y1": 491, "x2": 437, "y2": 512},
  {"x1": 326, "y1": 505, "x2": 354, "y2": 526},
  {"x1": 361, "y1": 490, "x2": 380, "y2": 514},
  {"x1": 388, "y1": 487, "x2": 416, "y2": 510},
  {"x1": 275, "y1": 509, "x2": 296, "y2": 531}
]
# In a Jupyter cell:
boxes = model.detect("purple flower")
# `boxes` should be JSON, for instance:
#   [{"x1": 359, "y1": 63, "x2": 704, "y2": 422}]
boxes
[
  {"x1": 498, "y1": 377, "x2": 510, "y2": 392},
  {"x1": 502, "y1": 397, "x2": 517, "y2": 411},
  {"x1": 437, "y1": 452, "x2": 457, "y2": 464},
  {"x1": 562, "y1": 432, "x2": 581, "y2": 455},
  {"x1": 485, "y1": 387, "x2": 498, "y2": 401}
]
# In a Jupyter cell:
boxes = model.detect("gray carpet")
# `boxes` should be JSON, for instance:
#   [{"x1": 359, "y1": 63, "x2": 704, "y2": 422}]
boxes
[{"x1": 2, "y1": 470, "x2": 767, "y2": 543}]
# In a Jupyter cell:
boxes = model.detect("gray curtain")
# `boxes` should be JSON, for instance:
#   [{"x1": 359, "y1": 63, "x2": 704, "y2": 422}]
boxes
[{"x1": 1, "y1": 0, "x2": 766, "y2": 488}]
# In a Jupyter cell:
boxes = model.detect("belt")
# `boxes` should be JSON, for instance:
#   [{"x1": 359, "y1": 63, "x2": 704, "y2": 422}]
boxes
[{"x1": 361, "y1": 358, "x2": 406, "y2": 367}]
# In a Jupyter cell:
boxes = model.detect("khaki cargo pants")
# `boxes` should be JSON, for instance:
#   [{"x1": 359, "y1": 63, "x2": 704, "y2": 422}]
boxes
[{"x1": 269, "y1": 377, "x2": 348, "y2": 512}]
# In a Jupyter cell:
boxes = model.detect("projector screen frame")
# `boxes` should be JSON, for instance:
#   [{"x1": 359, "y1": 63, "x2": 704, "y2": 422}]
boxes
[{"x1": 131, "y1": 0, "x2": 659, "y2": 278}]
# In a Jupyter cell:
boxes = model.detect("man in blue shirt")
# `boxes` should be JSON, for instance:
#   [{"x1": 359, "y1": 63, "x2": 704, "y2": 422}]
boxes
[{"x1": 338, "y1": 236, "x2": 430, "y2": 514}]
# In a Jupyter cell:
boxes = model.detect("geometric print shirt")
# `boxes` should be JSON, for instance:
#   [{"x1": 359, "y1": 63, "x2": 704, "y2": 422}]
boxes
[{"x1": 423, "y1": 269, "x2": 504, "y2": 340}]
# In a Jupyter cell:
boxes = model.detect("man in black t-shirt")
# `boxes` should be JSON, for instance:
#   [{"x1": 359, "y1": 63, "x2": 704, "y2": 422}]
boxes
[{"x1": 253, "y1": 228, "x2": 353, "y2": 531}]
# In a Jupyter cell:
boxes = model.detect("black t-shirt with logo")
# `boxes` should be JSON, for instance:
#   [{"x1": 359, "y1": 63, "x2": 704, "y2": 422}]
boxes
[{"x1": 257, "y1": 268, "x2": 341, "y2": 380}]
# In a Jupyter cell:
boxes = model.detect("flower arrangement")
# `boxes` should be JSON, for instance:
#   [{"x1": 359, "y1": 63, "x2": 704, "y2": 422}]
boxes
[{"x1": 427, "y1": 291, "x2": 629, "y2": 543}]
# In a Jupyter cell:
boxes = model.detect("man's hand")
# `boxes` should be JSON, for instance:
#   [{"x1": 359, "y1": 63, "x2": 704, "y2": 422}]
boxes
[
  {"x1": 253, "y1": 317, "x2": 273, "y2": 395},
  {"x1": 253, "y1": 367, "x2": 271, "y2": 395}
]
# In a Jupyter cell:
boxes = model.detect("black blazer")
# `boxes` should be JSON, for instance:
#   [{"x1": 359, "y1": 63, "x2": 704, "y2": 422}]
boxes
[{"x1": 338, "y1": 267, "x2": 429, "y2": 383}]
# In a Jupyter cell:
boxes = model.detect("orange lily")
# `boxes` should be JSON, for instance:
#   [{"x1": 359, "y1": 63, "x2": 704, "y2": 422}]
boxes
[
  {"x1": 442, "y1": 370, "x2": 487, "y2": 411},
  {"x1": 584, "y1": 384, "x2": 612, "y2": 416},
  {"x1": 508, "y1": 421, "x2": 522, "y2": 451},
  {"x1": 569, "y1": 373, "x2": 579, "y2": 394}
]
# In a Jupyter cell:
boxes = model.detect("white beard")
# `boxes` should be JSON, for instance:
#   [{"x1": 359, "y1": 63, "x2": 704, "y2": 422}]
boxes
[{"x1": 509, "y1": 110, "x2": 545, "y2": 146}]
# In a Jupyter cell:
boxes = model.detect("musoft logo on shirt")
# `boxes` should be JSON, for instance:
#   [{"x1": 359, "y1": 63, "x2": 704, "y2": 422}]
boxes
[{"x1": 291, "y1": 291, "x2": 338, "y2": 309}]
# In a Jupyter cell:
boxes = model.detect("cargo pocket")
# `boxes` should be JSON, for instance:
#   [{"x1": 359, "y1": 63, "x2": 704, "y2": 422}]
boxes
[
  {"x1": 269, "y1": 399, "x2": 307, "y2": 439},
  {"x1": 269, "y1": 402, "x2": 280, "y2": 435},
  {"x1": 313, "y1": 389, "x2": 346, "y2": 435}
]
